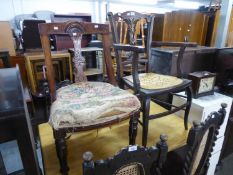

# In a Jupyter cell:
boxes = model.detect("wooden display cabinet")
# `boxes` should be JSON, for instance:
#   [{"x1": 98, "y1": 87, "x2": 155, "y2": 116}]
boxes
[{"x1": 25, "y1": 51, "x2": 72, "y2": 93}]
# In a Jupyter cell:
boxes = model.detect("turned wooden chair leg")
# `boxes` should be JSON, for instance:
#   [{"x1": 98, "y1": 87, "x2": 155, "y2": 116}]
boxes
[
  {"x1": 53, "y1": 130, "x2": 69, "y2": 175},
  {"x1": 142, "y1": 97, "x2": 151, "y2": 147},
  {"x1": 129, "y1": 111, "x2": 140, "y2": 145},
  {"x1": 184, "y1": 86, "x2": 193, "y2": 130}
]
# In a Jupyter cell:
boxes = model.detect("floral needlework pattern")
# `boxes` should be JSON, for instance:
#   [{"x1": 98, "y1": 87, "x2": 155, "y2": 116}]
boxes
[
  {"x1": 124, "y1": 73, "x2": 183, "y2": 90},
  {"x1": 50, "y1": 82, "x2": 141, "y2": 129}
]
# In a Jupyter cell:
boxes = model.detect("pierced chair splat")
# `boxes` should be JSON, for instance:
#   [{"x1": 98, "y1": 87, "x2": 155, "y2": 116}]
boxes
[
  {"x1": 108, "y1": 11, "x2": 153, "y2": 73},
  {"x1": 38, "y1": 21, "x2": 141, "y2": 175},
  {"x1": 108, "y1": 11, "x2": 198, "y2": 147}
]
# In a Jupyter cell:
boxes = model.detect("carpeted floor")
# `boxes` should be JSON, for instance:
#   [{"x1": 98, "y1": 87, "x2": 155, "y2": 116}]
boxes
[{"x1": 39, "y1": 102, "x2": 191, "y2": 175}]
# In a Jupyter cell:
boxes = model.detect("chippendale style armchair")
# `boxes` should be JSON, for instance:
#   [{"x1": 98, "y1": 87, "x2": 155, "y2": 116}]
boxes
[
  {"x1": 38, "y1": 21, "x2": 141, "y2": 175},
  {"x1": 163, "y1": 103, "x2": 227, "y2": 175},
  {"x1": 108, "y1": 11, "x2": 197, "y2": 146},
  {"x1": 83, "y1": 134, "x2": 168, "y2": 175}
]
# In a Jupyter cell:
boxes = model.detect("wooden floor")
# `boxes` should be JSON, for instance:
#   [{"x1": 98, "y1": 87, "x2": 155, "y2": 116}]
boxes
[{"x1": 39, "y1": 102, "x2": 191, "y2": 175}]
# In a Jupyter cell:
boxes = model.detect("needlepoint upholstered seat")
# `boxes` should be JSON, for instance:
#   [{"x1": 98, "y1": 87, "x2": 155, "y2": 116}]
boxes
[
  {"x1": 39, "y1": 21, "x2": 141, "y2": 175},
  {"x1": 50, "y1": 81, "x2": 140, "y2": 129}
]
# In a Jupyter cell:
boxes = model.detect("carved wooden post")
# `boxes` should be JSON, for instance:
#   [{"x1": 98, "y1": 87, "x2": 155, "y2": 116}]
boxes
[
  {"x1": 129, "y1": 111, "x2": 140, "y2": 145},
  {"x1": 82, "y1": 152, "x2": 94, "y2": 175}
]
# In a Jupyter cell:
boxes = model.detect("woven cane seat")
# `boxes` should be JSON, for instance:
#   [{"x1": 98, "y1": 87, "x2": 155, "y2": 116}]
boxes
[
  {"x1": 49, "y1": 82, "x2": 141, "y2": 129},
  {"x1": 124, "y1": 73, "x2": 183, "y2": 90}
]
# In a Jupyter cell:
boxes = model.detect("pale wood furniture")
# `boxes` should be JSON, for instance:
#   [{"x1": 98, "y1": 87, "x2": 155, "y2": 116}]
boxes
[
  {"x1": 25, "y1": 51, "x2": 72, "y2": 93},
  {"x1": 82, "y1": 134, "x2": 168, "y2": 175},
  {"x1": 153, "y1": 10, "x2": 209, "y2": 45},
  {"x1": 39, "y1": 21, "x2": 140, "y2": 175},
  {"x1": 0, "y1": 21, "x2": 16, "y2": 56}
]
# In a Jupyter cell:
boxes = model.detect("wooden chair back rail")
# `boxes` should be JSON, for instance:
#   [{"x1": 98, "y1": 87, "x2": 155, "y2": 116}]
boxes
[
  {"x1": 108, "y1": 11, "x2": 154, "y2": 61},
  {"x1": 38, "y1": 22, "x2": 116, "y2": 101},
  {"x1": 82, "y1": 134, "x2": 168, "y2": 175}
]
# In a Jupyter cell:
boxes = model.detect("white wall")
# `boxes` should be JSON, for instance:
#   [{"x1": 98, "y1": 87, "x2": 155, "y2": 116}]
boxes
[
  {"x1": 0, "y1": 0, "x2": 96, "y2": 22},
  {"x1": 0, "y1": 0, "x2": 170, "y2": 25}
]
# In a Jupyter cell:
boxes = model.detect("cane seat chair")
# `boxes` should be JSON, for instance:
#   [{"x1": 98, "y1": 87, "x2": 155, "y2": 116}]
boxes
[
  {"x1": 38, "y1": 21, "x2": 141, "y2": 175},
  {"x1": 108, "y1": 11, "x2": 198, "y2": 147},
  {"x1": 82, "y1": 134, "x2": 168, "y2": 175},
  {"x1": 163, "y1": 103, "x2": 227, "y2": 175}
]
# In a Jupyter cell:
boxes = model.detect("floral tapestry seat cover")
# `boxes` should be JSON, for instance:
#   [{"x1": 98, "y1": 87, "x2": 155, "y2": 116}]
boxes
[{"x1": 50, "y1": 82, "x2": 141, "y2": 129}]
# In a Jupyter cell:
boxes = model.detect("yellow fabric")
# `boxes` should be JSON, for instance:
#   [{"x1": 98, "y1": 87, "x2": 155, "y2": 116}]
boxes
[
  {"x1": 124, "y1": 73, "x2": 183, "y2": 90},
  {"x1": 39, "y1": 102, "x2": 191, "y2": 175}
]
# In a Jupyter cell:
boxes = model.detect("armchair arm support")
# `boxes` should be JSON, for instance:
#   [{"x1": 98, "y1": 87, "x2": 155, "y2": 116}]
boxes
[{"x1": 113, "y1": 43, "x2": 142, "y2": 94}]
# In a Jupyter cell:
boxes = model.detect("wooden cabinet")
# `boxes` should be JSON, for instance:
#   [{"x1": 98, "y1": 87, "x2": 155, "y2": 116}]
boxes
[
  {"x1": 51, "y1": 13, "x2": 92, "y2": 51},
  {"x1": 153, "y1": 10, "x2": 209, "y2": 45},
  {"x1": 150, "y1": 46, "x2": 217, "y2": 77}
]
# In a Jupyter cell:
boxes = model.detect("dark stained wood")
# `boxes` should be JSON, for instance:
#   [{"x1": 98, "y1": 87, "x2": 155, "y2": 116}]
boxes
[
  {"x1": 109, "y1": 11, "x2": 197, "y2": 146},
  {"x1": 0, "y1": 67, "x2": 40, "y2": 175},
  {"x1": 83, "y1": 134, "x2": 168, "y2": 175},
  {"x1": 162, "y1": 104, "x2": 227, "y2": 175},
  {"x1": 0, "y1": 49, "x2": 11, "y2": 68},
  {"x1": 38, "y1": 21, "x2": 139, "y2": 175}
]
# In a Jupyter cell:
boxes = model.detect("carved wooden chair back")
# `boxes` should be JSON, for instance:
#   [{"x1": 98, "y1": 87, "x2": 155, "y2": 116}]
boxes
[
  {"x1": 108, "y1": 11, "x2": 155, "y2": 73},
  {"x1": 82, "y1": 134, "x2": 168, "y2": 175},
  {"x1": 38, "y1": 21, "x2": 116, "y2": 102},
  {"x1": 183, "y1": 103, "x2": 227, "y2": 175}
]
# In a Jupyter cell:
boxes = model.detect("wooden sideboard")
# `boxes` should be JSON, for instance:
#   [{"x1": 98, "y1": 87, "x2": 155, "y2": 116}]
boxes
[{"x1": 149, "y1": 46, "x2": 217, "y2": 77}]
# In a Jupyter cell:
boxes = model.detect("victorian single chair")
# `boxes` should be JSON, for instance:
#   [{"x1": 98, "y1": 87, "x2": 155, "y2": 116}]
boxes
[{"x1": 38, "y1": 21, "x2": 141, "y2": 175}]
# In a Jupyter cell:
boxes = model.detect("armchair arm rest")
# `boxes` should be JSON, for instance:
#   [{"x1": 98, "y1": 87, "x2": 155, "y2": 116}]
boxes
[
  {"x1": 151, "y1": 41, "x2": 198, "y2": 48},
  {"x1": 113, "y1": 44, "x2": 145, "y2": 53}
]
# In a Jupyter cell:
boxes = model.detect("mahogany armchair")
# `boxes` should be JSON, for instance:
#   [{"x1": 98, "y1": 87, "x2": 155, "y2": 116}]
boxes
[
  {"x1": 108, "y1": 11, "x2": 198, "y2": 147},
  {"x1": 82, "y1": 134, "x2": 168, "y2": 175},
  {"x1": 38, "y1": 21, "x2": 141, "y2": 175}
]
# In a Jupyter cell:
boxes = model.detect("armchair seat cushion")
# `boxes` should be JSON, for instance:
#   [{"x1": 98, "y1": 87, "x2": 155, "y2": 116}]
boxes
[
  {"x1": 49, "y1": 82, "x2": 141, "y2": 129},
  {"x1": 124, "y1": 73, "x2": 183, "y2": 90}
]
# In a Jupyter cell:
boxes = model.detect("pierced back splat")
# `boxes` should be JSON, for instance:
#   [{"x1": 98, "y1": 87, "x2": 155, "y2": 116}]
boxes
[{"x1": 65, "y1": 22, "x2": 87, "y2": 82}]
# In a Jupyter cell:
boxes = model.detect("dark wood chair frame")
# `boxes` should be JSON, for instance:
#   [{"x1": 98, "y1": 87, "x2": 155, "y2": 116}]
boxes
[
  {"x1": 163, "y1": 103, "x2": 227, "y2": 175},
  {"x1": 38, "y1": 21, "x2": 140, "y2": 175},
  {"x1": 108, "y1": 11, "x2": 198, "y2": 147},
  {"x1": 82, "y1": 134, "x2": 168, "y2": 175}
]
